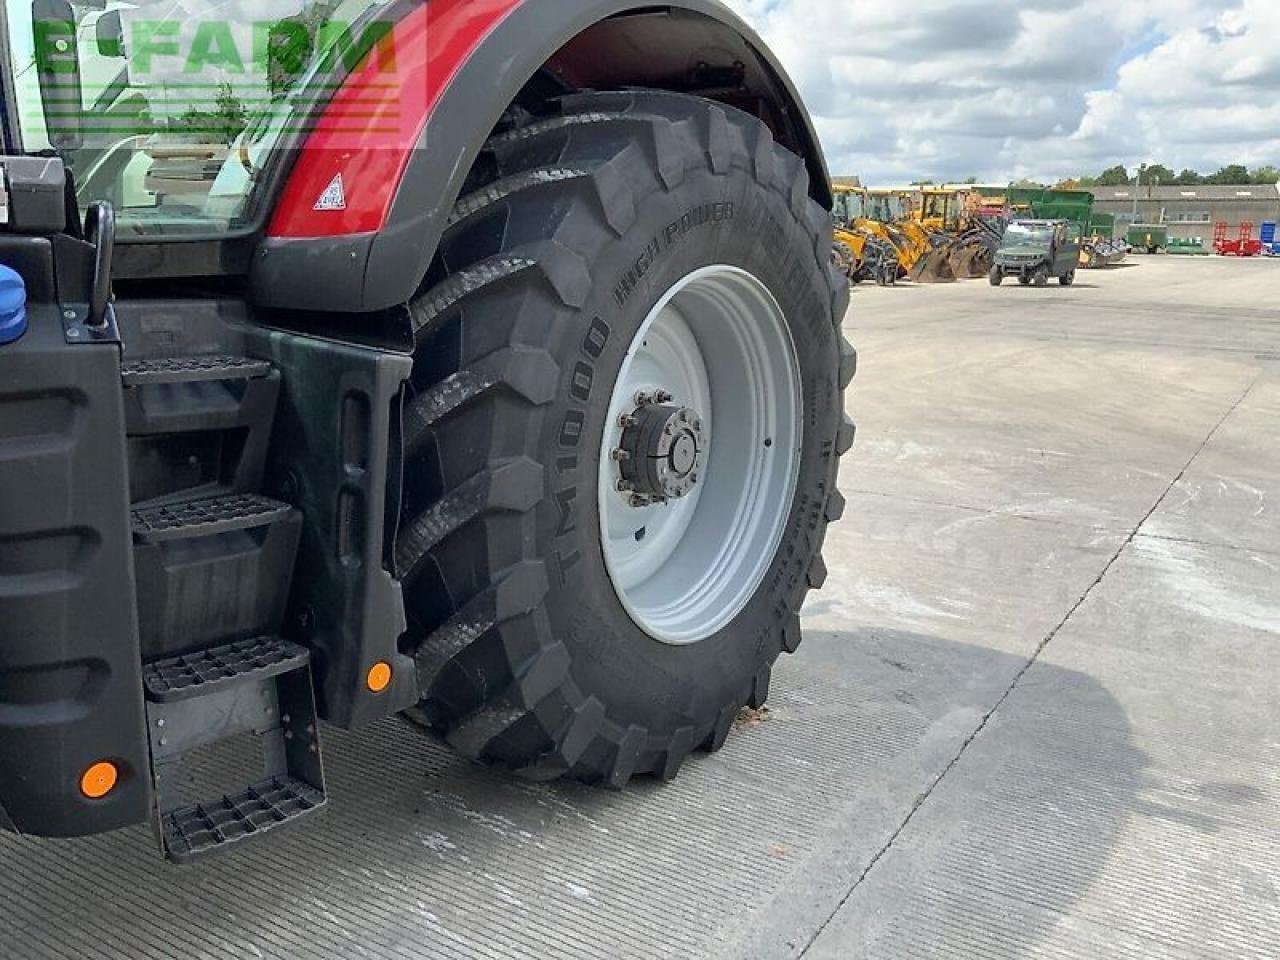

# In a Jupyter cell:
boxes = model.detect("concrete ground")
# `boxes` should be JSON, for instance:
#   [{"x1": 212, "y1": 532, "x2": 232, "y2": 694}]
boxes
[{"x1": 3, "y1": 255, "x2": 1277, "y2": 959}]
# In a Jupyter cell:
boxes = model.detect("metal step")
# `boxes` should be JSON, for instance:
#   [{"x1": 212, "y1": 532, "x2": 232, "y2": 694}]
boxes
[
  {"x1": 131, "y1": 493, "x2": 293, "y2": 544},
  {"x1": 121, "y1": 355, "x2": 272, "y2": 386},
  {"x1": 146, "y1": 650, "x2": 326, "y2": 864},
  {"x1": 144, "y1": 636, "x2": 311, "y2": 703},
  {"x1": 161, "y1": 775, "x2": 326, "y2": 864}
]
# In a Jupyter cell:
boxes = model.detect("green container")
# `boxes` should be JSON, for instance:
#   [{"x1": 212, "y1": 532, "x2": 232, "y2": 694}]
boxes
[
  {"x1": 1125, "y1": 224, "x2": 1168, "y2": 251},
  {"x1": 974, "y1": 186, "x2": 1100, "y2": 235},
  {"x1": 1167, "y1": 237, "x2": 1207, "y2": 256},
  {"x1": 1087, "y1": 212, "x2": 1115, "y2": 237},
  {"x1": 1004, "y1": 187, "x2": 1097, "y2": 232}
]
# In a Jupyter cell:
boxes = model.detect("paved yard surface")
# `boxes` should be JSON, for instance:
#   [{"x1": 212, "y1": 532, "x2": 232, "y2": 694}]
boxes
[{"x1": 3, "y1": 256, "x2": 1277, "y2": 959}]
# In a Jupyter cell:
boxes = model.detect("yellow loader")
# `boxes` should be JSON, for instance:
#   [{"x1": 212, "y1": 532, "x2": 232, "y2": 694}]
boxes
[
  {"x1": 831, "y1": 185, "x2": 899, "y2": 285},
  {"x1": 910, "y1": 187, "x2": 996, "y2": 279},
  {"x1": 864, "y1": 189, "x2": 956, "y2": 283}
]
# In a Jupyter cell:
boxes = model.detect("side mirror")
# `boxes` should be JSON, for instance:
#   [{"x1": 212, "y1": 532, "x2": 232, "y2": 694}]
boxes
[
  {"x1": 96, "y1": 10, "x2": 124, "y2": 57},
  {"x1": 32, "y1": 0, "x2": 83, "y2": 150}
]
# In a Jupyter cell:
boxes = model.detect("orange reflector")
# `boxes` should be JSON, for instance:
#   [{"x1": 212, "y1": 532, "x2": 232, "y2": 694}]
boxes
[
  {"x1": 367, "y1": 661, "x2": 392, "y2": 693},
  {"x1": 80, "y1": 761, "x2": 118, "y2": 799}
]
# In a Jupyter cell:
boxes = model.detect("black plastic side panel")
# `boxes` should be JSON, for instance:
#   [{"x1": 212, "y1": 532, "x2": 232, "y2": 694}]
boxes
[
  {"x1": 251, "y1": 233, "x2": 376, "y2": 315},
  {"x1": 244, "y1": 326, "x2": 418, "y2": 729},
  {"x1": 113, "y1": 236, "x2": 255, "y2": 282},
  {"x1": 0, "y1": 307, "x2": 150, "y2": 837}
]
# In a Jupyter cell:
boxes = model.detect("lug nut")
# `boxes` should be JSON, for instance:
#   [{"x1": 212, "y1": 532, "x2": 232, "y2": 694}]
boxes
[
  {"x1": 610, "y1": 448, "x2": 630, "y2": 462},
  {"x1": 618, "y1": 413, "x2": 637, "y2": 428}
]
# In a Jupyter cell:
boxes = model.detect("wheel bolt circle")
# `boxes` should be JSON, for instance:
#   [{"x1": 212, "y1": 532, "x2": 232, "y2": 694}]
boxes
[{"x1": 615, "y1": 400, "x2": 706, "y2": 506}]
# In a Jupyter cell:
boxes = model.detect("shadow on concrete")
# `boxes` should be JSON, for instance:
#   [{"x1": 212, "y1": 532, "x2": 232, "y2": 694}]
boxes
[
  {"x1": 0, "y1": 628, "x2": 1153, "y2": 960},
  {"x1": 759, "y1": 629, "x2": 1152, "y2": 960}
]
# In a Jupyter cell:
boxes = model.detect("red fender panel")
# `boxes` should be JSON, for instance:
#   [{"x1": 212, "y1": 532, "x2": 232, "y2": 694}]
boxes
[
  {"x1": 268, "y1": 0, "x2": 522, "y2": 239},
  {"x1": 253, "y1": 0, "x2": 832, "y2": 314}
]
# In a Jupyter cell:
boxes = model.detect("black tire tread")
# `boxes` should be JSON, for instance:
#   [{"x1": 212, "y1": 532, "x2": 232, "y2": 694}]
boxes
[{"x1": 398, "y1": 89, "x2": 855, "y2": 788}]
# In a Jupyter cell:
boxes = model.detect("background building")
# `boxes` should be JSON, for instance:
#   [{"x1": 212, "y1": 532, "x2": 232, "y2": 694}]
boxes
[{"x1": 1092, "y1": 184, "x2": 1280, "y2": 241}]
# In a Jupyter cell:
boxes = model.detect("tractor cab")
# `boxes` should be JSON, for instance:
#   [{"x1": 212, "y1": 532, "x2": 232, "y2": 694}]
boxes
[{"x1": 990, "y1": 218, "x2": 1080, "y2": 287}]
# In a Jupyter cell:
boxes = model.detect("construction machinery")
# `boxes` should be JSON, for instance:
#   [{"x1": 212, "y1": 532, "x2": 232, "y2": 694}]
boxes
[
  {"x1": 831, "y1": 185, "x2": 898, "y2": 285},
  {"x1": 911, "y1": 186, "x2": 1001, "y2": 278},
  {"x1": 0, "y1": 0, "x2": 856, "y2": 864},
  {"x1": 829, "y1": 185, "x2": 939, "y2": 284},
  {"x1": 858, "y1": 189, "x2": 956, "y2": 283}
]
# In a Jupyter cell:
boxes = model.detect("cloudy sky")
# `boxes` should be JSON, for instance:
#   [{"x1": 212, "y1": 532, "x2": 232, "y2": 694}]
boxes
[{"x1": 724, "y1": 0, "x2": 1280, "y2": 184}]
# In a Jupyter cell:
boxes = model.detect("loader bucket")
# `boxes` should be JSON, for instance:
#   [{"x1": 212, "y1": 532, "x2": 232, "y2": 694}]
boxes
[
  {"x1": 909, "y1": 246, "x2": 957, "y2": 283},
  {"x1": 947, "y1": 243, "x2": 985, "y2": 278}
]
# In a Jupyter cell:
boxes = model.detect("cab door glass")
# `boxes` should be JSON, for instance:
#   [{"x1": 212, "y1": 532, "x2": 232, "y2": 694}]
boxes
[{"x1": 6, "y1": 0, "x2": 389, "y2": 236}]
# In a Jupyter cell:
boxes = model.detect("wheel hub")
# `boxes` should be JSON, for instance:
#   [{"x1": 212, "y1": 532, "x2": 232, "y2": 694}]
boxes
[
  {"x1": 597, "y1": 265, "x2": 802, "y2": 645},
  {"x1": 615, "y1": 391, "x2": 705, "y2": 506}
]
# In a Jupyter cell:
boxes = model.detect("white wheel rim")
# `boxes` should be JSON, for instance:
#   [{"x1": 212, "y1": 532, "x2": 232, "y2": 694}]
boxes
[{"x1": 597, "y1": 265, "x2": 802, "y2": 645}]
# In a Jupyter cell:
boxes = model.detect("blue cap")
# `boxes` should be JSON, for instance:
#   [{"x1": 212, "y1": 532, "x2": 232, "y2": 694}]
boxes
[{"x1": 0, "y1": 264, "x2": 27, "y2": 345}]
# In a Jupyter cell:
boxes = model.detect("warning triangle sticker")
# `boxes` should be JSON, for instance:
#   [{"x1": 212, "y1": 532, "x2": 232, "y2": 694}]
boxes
[{"x1": 314, "y1": 173, "x2": 347, "y2": 211}]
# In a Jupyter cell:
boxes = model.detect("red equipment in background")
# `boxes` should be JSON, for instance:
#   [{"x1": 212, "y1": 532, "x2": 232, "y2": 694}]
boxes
[
  {"x1": 1214, "y1": 221, "x2": 1263, "y2": 257},
  {"x1": 1213, "y1": 221, "x2": 1233, "y2": 254}
]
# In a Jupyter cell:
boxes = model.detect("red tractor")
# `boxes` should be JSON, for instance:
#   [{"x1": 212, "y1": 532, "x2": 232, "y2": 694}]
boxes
[{"x1": 0, "y1": 0, "x2": 854, "y2": 862}]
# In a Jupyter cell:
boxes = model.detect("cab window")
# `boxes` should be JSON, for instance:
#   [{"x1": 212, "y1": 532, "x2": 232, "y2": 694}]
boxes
[{"x1": 5, "y1": 0, "x2": 390, "y2": 237}]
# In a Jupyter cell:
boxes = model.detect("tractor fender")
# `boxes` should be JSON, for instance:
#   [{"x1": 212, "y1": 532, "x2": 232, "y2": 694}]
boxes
[{"x1": 252, "y1": 0, "x2": 832, "y2": 314}]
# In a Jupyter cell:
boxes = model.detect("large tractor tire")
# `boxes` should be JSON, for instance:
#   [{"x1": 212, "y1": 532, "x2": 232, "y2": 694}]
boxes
[{"x1": 395, "y1": 90, "x2": 854, "y2": 787}]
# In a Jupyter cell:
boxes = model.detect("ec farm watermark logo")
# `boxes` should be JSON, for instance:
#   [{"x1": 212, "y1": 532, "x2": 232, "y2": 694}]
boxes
[{"x1": 29, "y1": 7, "x2": 410, "y2": 148}]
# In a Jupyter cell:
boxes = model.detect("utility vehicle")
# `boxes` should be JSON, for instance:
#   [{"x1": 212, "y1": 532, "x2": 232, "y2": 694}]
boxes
[{"x1": 989, "y1": 218, "x2": 1079, "y2": 287}]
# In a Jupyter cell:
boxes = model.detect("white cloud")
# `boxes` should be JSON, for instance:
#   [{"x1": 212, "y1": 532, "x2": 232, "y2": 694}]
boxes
[{"x1": 726, "y1": 0, "x2": 1275, "y2": 183}]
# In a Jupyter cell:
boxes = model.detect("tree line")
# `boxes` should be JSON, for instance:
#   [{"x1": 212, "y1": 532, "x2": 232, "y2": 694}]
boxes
[{"x1": 1070, "y1": 164, "x2": 1280, "y2": 187}]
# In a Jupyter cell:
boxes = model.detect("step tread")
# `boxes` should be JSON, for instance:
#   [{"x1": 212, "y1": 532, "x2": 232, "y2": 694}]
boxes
[
  {"x1": 121, "y1": 355, "x2": 272, "y2": 386},
  {"x1": 131, "y1": 493, "x2": 293, "y2": 543},
  {"x1": 144, "y1": 635, "x2": 311, "y2": 702},
  {"x1": 162, "y1": 775, "x2": 325, "y2": 863}
]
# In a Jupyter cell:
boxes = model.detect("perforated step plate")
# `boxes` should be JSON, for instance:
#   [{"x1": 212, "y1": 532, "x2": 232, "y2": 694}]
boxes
[
  {"x1": 144, "y1": 636, "x2": 311, "y2": 703},
  {"x1": 121, "y1": 355, "x2": 272, "y2": 386},
  {"x1": 131, "y1": 493, "x2": 293, "y2": 543},
  {"x1": 161, "y1": 776, "x2": 326, "y2": 864}
]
